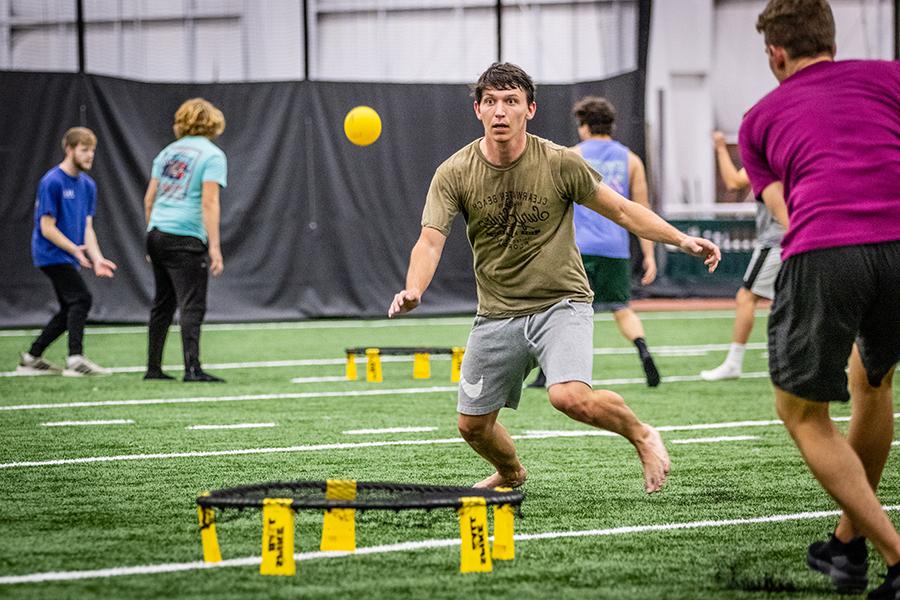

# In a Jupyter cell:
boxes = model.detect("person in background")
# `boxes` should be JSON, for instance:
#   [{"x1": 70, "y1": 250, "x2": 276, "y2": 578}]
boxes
[
  {"x1": 700, "y1": 131, "x2": 785, "y2": 381},
  {"x1": 17, "y1": 127, "x2": 116, "y2": 377},
  {"x1": 143, "y1": 98, "x2": 227, "y2": 383}
]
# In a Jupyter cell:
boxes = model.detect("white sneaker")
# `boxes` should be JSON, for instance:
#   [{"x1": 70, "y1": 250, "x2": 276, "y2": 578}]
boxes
[
  {"x1": 15, "y1": 352, "x2": 62, "y2": 375},
  {"x1": 700, "y1": 363, "x2": 742, "y2": 381},
  {"x1": 63, "y1": 354, "x2": 112, "y2": 377}
]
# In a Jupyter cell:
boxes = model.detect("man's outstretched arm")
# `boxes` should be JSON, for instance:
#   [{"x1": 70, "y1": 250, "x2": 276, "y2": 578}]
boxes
[
  {"x1": 582, "y1": 182, "x2": 721, "y2": 272},
  {"x1": 388, "y1": 226, "x2": 448, "y2": 317}
]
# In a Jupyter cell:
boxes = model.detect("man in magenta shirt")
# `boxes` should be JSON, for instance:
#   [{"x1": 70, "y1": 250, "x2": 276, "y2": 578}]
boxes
[{"x1": 739, "y1": 1, "x2": 900, "y2": 597}]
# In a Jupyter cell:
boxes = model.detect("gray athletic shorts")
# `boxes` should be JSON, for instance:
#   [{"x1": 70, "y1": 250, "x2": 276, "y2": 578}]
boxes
[
  {"x1": 457, "y1": 299, "x2": 595, "y2": 416},
  {"x1": 742, "y1": 245, "x2": 782, "y2": 300}
]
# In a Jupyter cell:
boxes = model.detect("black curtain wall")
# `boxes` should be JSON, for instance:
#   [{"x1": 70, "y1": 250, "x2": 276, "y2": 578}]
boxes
[{"x1": 0, "y1": 71, "x2": 646, "y2": 327}]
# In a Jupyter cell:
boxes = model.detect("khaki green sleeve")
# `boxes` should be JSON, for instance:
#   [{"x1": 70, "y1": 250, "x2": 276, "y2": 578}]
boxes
[
  {"x1": 421, "y1": 165, "x2": 461, "y2": 236},
  {"x1": 558, "y1": 148, "x2": 603, "y2": 205}
]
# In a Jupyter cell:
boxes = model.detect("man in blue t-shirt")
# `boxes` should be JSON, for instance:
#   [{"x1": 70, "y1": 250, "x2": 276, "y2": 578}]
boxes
[
  {"x1": 530, "y1": 96, "x2": 660, "y2": 388},
  {"x1": 17, "y1": 127, "x2": 117, "y2": 377}
]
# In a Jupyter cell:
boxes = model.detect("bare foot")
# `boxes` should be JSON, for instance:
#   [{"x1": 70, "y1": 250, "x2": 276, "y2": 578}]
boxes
[
  {"x1": 635, "y1": 425, "x2": 670, "y2": 493},
  {"x1": 473, "y1": 467, "x2": 527, "y2": 489}
]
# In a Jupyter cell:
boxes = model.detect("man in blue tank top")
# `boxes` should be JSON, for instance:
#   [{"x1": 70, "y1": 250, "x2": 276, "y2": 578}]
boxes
[{"x1": 530, "y1": 96, "x2": 660, "y2": 388}]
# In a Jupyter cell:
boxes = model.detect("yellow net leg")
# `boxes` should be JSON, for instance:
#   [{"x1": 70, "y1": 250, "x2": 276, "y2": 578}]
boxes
[
  {"x1": 458, "y1": 497, "x2": 492, "y2": 573},
  {"x1": 412, "y1": 352, "x2": 431, "y2": 379},
  {"x1": 491, "y1": 500, "x2": 515, "y2": 560},
  {"x1": 451, "y1": 347, "x2": 465, "y2": 382},
  {"x1": 365, "y1": 348, "x2": 383, "y2": 382},
  {"x1": 197, "y1": 493, "x2": 222, "y2": 563},
  {"x1": 346, "y1": 352, "x2": 358, "y2": 380},
  {"x1": 321, "y1": 479, "x2": 357, "y2": 552},
  {"x1": 260, "y1": 498, "x2": 296, "y2": 576}
]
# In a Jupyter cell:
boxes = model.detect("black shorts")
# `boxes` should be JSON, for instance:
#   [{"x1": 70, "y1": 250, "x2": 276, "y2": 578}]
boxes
[{"x1": 768, "y1": 241, "x2": 900, "y2": 402}]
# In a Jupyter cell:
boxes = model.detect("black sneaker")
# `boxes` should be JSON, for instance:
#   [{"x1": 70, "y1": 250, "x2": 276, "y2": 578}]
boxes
[
  {"x1": 641, "y1": 354, "x2": 661, "y2": 387},
  {"x1": 144, "y1": 370, "x2": 175, "y2": 381},
  {"x1": 868, "y1": 563, "x2": 900, "y2": 600},
  {"x1": 183, "y1": 368, "x2": 225, "y2": 383},
  {"x1": 527, "y1": 369, "x2": 546, "y2": 389},
  {"x1": 806, "y1": 534, "x2": 868, "y2": 594}
]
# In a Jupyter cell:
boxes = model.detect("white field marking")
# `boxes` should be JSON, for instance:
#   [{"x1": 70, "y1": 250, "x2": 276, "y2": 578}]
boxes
[
  {"x1": 4, "y1": 414, "x2": 893, "y2": 470},
  {"x1": 186, "y1": 423, "x2": 276, "y2": 431},
  {"x1": 0, "y1": 386, "x2": 459, "y2": 412},
  {"x1": 670, "y1": 435, "x2": 759, "y2": 444},
  {"x1": 290, "y1": 376, "x2": 348, "y2": 383},
  {"x1": 0, "y1": 367, "x2": 750, "y2": 412},
  {"x1": 590, "y1": 371, "x2": 769, "y2": 386},
  {"x1": 343, "y1": 426, "x2": 437, "y2": 435},
  {"x1": 40, "y1": 419, "x2": 135, "y2": 427},
  {"x1": 1, "y1": 504, "x2": 896, "y2": 586},
  {"x1": 0, "y1": 342, "x2": 768, "y2": 378},
  {"x1": 0, "y1": 310, "x2": 750, "y2": 339}
]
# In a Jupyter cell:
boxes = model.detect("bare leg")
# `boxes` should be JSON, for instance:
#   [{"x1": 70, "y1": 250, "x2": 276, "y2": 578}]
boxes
[
  {"x1": 732, "y1": 287, "x2": 760, "y2": 345},
  {"x1": 776, "y1": 386, "x2": 900, "y2": 564},
  {"x1": 612, "y1": 308, "x2": 645, "y2": 341},
  {"x1": 458, "y1": 410, "x2": 527, "y2": 488},
  {"x1": 548, "y1": 381, "x2": 670, "y2": 493},
  {"x1": 834, "y1": 345, "x2": 895, "y2": 541}
]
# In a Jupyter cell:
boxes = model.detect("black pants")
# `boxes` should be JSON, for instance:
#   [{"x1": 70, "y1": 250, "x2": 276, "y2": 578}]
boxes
[
  {"x1": 29, "y1": 264, "x2": 93, "y2": 357},
  {"x1": 146, "y1": 229, "x2": 210, "y2": 372}
]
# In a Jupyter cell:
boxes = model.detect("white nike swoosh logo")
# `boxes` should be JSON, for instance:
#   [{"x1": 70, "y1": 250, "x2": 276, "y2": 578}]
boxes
[{"x1": 460, "y1": 375, "x2": 484, "y2": 399}]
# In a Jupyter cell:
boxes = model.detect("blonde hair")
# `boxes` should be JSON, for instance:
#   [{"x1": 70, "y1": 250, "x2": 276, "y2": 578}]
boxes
[
  {"x1": 61, "y1": 127, "x2": 97, "y2": 152},
  {"x1": 172, "y1": 98, "x2": 226, "y2": 139}
]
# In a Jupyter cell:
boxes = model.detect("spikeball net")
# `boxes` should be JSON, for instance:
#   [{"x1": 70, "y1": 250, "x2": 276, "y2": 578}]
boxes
[{"x1": 196, "y1": 479, "x2": 524, "y2": 576}]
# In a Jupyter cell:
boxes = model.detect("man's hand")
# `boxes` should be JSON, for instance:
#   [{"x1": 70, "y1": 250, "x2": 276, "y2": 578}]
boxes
[
  {"x1": 388, "y1": 290, "x2": 421, "y2": 318},
  {"x1": 93, "y1": 257, "x2": 117, "y2": 278},
  {"x1": 678, "y1": 236, "x2": 721, "y2": 272},
  {"x1": 72, "y1": 245, "x2": 92, "y2": 268},
  {"x1": 641, "y1": 256, "x2": 657, "y2": 286},
  {"x1": 209, "y1": 248, "x2": 224, "y2": 277},
  {"x1": 712, "y1": 131, "x2": 727, "y2": 149}
]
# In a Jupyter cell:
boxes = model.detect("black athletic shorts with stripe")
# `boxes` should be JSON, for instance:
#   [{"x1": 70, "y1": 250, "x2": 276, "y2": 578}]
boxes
[{"x1": 768, "y1": 241, "x2": 900, "y2": 402}]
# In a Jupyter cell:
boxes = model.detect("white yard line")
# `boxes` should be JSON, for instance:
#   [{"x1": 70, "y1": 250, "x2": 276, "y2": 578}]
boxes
[
  {"x1": 0, "y1": 342, "x2": 769, "y2": 377},
  {"x1": 187, "y1": 423, "x2": 276, "y2": 431},
  {"x1": 670, "y1": 435, "x2": 759, "y2": 444},
  {"x1": 40, "y1": 419, "x2": 135, "y2": 427},
  {"x1": 0, "y1": 310, "x2": 750, "y2": 339},
  {"x1": 343, "y1": 426, "x2": 437, "y2": 435},
  {"x1": 4, "y1": 415, "x2": 893, "y2": 470},
  {"x1": 0, "y1": 505, "x2": 894, "y2": 586},
  {"x1": 291, "y1": 376, "x2": 349, "y2": 383}
]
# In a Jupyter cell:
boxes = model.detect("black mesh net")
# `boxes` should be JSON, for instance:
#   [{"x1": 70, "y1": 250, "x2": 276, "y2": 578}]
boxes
[{"x1": 197, "y1": 480, "x2": 524, "y2": 511}]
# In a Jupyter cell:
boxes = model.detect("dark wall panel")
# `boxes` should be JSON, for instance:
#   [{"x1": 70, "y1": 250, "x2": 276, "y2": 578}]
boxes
[{"x1": 0, "y1": 71, "x2": 646, "y2": 327}]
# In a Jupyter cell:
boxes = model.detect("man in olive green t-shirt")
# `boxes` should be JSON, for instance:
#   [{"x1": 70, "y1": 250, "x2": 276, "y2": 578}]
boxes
[{"x1": 388, "y1": 63, "x2": 720, "y2": 494}]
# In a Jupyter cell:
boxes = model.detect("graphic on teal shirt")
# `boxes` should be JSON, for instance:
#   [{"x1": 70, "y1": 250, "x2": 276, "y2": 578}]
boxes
[{"x1": 148, "y1": 136, "x2": 227, "y2": 243}]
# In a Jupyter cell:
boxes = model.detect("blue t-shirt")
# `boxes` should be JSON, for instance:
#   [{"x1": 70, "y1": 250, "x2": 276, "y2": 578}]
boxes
[
  {"x1": 573, "y1": 139, "x2": 631, "y2": 259},
  {"x1": 147, "y1": 136, "x2": 227, "y2": 243},
  {"x1": 32, "y1": 166, "x2": 96, "y2": 267}
]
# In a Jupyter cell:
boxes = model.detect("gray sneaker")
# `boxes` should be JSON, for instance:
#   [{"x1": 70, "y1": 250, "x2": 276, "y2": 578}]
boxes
[
  {"x1": 63, "y1": 354, "x2": 112, "y2": 377},
  {"x1": 16, "y1": 352, "x2": 62, "y2": 375}
]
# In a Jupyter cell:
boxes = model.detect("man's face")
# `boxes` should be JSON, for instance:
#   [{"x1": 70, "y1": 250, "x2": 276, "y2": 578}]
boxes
[
  {"x1": 474, "y1": 87, "x2": 536, "y2": 143},
  {"x1": 67, "y1": 143, "x2": 95, "y2": 172}
]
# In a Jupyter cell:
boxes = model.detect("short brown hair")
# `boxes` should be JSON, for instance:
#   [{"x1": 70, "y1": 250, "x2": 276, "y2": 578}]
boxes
[
  {"x1": 172, "y1": 98, "x2": 226, "y2": 139},
  {"x1": 61, "y1": 127, "x2": 97, "y2": 152},
  {"x1": 572, "y1": 96, "x2": 616, "y2": 136},
  {"x1": 473, "y1": 63, "x2": 536, "y2": 105},
  {"x1": 756, "y1": 0, "x2": 835, "y2": 59}
]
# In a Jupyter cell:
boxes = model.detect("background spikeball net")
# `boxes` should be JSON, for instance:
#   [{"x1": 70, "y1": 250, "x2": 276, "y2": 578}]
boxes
[{"x1": 196, "y1": 480, "x2": 524, "y2": 575}]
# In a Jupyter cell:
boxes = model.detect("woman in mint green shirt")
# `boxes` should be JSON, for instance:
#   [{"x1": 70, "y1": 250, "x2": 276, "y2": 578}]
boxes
[{"x1": 142, "y1": 98, "x2": 227, "y2": 383}]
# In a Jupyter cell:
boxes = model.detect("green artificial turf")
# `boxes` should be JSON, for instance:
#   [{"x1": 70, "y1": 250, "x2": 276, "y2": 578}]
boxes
[{"x1": 0, "y1": 310, "x2": 897, "y2": 599}]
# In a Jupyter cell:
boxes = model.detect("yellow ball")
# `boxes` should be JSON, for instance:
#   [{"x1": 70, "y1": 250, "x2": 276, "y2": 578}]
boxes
[{"x1": 344, "y1": 106, "x2": 382, "y2": 146}]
